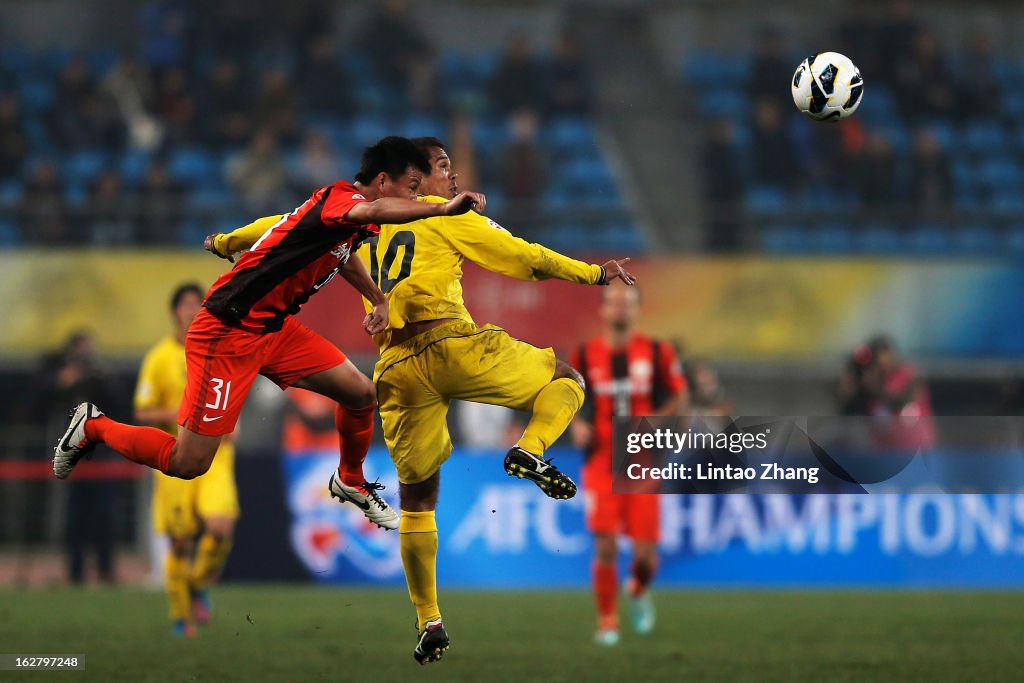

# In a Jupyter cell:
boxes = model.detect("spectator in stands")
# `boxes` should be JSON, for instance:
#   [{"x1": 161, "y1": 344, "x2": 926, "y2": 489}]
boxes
[
  {"x1": 357, "y1": 0, "x2": 432, "y2": 92},
  {"x1": 137, "y1": 0, "x2": 193, "y2": 72},
  {"x1": 155, "y1": 67, "x2": 198, "y2": 145},
  {"x1": 909, "y1": 129, "x2": 952, "y2": 213},
  {"x1": 874, "y1": 0, "x2": 922, "y2": 90},
  {"x1": 747, "y1": 25, "x2": 788, "y2": 101},
  {"x1": 206, "y1": 0, "x2": 257, "y2": 59},
  {"x1": 547, "y1": 32, "x2": 593, "y2": 116},
  {"x1": 499, "y1": 108, "x2": 547, "y2": 235},
  {"x1": 685, "y1": 358, "x2": 731, "y2": 416},
  {"x1": 0, "y1": 94, "x2": 28, "y2": 180},
  {"x1": 18, "y1": 161, "x2": 71, "y2": 244},
  {"x1": 895, "y1": 29, "x2": 955, "y2": 122},
  {"x1": 288, "y1": 130, "x2": 343, "y2": 193},
  {"x1": 226, "y1": 127, "x2": 290, "y2": 213},
  {"x1": 102, "y1": 55, "x2": 163, "y2": 152},
  {"x1": 701, "y1": 119, "x2": 743, "y2": 251},
  {"x1": 49, "y1": 58, "x2": 125, "y2": 150},
  {"x1": 956, "y1": 30, "x2": 1000, "y2": 123},
  {"x1": 138, "y1": 161, "x2": 185, "y2": 244},
  {"x1": 852, "y1": 133, "x2": 899, "y2": 215},
  {"x1": 751, "y1": 99, "x2": 797, "y2": 189},
  {"x1": 299, "y1": 36, "x2": 353, "y2": 115},
  {"x1": 490, "y1": 34, "x2": 546, "y2": 114},
  {"x1": 201, "y1": 58, "x2": 252, "y2": 149},
  {"x1": 254, "y1": 67, "x2": 301, "y2": 145},
  {"x1": 88, "y1": 169, "x2": 134, "y2": 245}
]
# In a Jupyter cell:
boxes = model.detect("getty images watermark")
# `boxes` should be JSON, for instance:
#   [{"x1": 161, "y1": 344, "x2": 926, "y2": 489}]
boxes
[{"x1": 612, "y1": 416, "x2": 1024, "y2": 494}]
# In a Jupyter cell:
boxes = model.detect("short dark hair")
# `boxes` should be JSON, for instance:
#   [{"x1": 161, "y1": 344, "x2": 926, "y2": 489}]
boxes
[
  {"x1": 354, "y1": 136, "x2": 431, "y2": 184},
  {"x1": 170, "y1": 282, "x2": 204, "y2": 310},
  {"x1": 410, "y1": 137, "x2": 448, "y2": 155}
]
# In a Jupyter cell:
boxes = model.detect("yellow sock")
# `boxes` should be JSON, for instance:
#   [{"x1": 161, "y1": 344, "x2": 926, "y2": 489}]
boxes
[
  {"x1": 165, "y1": 552, "x2": 192, "y2": 622},
  {"x1": 190, "y1": 533, "x2": 233, "y2": 592},
  {"x1": 399, "y1": 510, "x2": 440, "y2": 631},
  {"x1": 518, "y1": 378, "x2": 585, "y2": 455}
]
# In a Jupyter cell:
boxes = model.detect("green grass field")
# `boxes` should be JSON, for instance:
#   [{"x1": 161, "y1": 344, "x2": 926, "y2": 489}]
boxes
[{"x1": 1, "y1": 586, "x2": 1022, "y2": 682}]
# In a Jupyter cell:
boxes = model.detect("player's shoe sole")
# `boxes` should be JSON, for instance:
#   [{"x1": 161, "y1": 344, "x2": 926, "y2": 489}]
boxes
[
  {"x1": 191, "y1": 590, "x2": 211, "y2": 626},
  {"x1": 53, "y1": 402, "x2": 103, "y2": 479},
  {"x1": 328, "y1": 472, "x2": 399, "y2": 530},
  {"x1": 413, "y1": 619, "x2": 449, "y2": 665},
  {"x1": 503, "y1": 447, "x2": 577, "y2": 500}
]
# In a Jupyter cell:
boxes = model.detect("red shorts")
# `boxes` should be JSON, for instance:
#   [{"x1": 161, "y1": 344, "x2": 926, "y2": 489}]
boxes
[
  {"x1": 178, "y1": 308, "x2": 347, "y2": 436},
  {"x1": 582, "y1": 457, "x2": 660, "y2": 542}
]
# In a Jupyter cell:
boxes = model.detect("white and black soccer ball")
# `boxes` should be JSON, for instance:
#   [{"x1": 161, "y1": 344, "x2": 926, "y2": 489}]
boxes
[{"x1": 791, "y1": 52, "x2": 864, "y2": 121}]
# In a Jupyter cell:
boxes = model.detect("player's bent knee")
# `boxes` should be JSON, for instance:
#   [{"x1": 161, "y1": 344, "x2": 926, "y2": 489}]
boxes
[{"x1": 553, "y1": 359, "x2": 585, "y2": 392}]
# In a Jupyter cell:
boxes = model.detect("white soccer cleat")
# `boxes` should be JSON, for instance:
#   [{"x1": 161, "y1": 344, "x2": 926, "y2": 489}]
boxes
[
  {"x1": 53, "y1": 402, "x2": 103, "y2": 479},
  {"x1": 328, "y1": 472, "x2": 399, "y2": 530},
  {"x1": 594, "y1": 628, "x2": 620, "y2": 647},
  {"x1": 631, "y1": 591, "x2": 656, "y2": 635}
]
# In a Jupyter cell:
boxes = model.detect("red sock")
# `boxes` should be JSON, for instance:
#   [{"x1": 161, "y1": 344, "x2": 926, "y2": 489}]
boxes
[
  {"x1": 335, "y1": 402, "x2": 375, "y2": 486},
  {"x1": 629, "y1": 557, "x2": 657, "y2": 597},
  {"x1": 593, "y1": 561, "x2": 618, "y2": 628},
  {"x1": 85, "y1": 416, "x2": 175, "y2": 473}
]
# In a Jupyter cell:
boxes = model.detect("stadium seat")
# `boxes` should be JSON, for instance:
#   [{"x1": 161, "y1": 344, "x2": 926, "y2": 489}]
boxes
[
  {"x1": 0, "y1": 180, "x2": 23, "y2": 204},
  {"x1": 963, "y1": 122, "x2": 1008, "y2": 156},
  {"x1": 168, "y1": 147, "x2": 220, "y2": 187},
  {"x1": 744, "y1": 185, "x2": 789, "y2": 215},
  {"x1": 952, "y1": 225, "x2": 999, "y2": 254},
  {"x1": 396, "y1": 114, "x2": 445, "y2": 140},
  {"x1": 808, "y1": 225, "x2": 855, "y2": 253},
  {"x1": 1004, "y1": 226, "x2": 1024, "y2": 255},
  {"x1": 907, "y1": 225, "x2": 952, "y2": 255},
  {"x1": 858, "y1": 225, "x2": 903, "y2": 254},
  {"x1": 350, "y1": 118, "x2": 390, "y2": 148},
  {"x1": 0, "y1": 218, "x2": 19, "y2": 246},
  {"x1": 760, "y1": 225, "x2": 806, "y2": 253},
  {"x1": 118, "y1": 150, "x2": 152, "y2": 187},
  {"x1": 698, "y1": 89, "x2": 747, "y2": 120},
  {"x1": 64, "y1": 149, "x2": 109, "y2": 185}
]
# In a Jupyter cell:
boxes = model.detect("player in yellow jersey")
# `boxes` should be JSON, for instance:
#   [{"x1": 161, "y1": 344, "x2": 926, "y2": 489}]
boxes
[
  {"x1": 206, "y1": 136, "x2": 634, "y2": 664},
  {"x1": 135, "y1": 283, "x2": 240, "y2": 638}
]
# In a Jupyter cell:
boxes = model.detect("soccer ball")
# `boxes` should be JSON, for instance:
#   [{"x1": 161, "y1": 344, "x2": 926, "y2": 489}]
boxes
[{"x1": 790, "y1": 52, "x2": 864, "y2": 121}]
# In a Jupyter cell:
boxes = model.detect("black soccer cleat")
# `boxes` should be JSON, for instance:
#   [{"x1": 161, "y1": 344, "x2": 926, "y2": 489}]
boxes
[
  {"x1": 413, "y1": 619, "x2": 449, "y2": 665},
  {"x1": 503, "y1": 447, "x2": 577, "y2": 500}
]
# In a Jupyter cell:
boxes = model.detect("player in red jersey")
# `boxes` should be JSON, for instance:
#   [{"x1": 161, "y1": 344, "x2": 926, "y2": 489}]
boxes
[
  {"x1": 54, "y1": 137, "x2": 485, "y2": 531},
  {"x1": 570, "y1": 284, "x2": 687, "y2": 646}
]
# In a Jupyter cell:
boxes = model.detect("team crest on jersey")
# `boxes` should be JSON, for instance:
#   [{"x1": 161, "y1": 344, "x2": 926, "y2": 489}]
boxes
[{"x1": 631, "y1": 359, "x2": 653, "y2": 380}]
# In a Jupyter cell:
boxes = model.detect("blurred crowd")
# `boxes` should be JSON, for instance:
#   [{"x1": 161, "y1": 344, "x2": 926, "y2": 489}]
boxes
[
  {"x1": 0, "y1": 0, "x2": 611, "y2": 247},
  {"x1": 696, "y1": 1, "x2": 1016, "y2": 250}
]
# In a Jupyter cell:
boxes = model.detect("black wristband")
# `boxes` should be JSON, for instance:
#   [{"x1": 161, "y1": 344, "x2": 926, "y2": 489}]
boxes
[{"x1": 598, "y1": 265, "x2": 608, "y2": 285}]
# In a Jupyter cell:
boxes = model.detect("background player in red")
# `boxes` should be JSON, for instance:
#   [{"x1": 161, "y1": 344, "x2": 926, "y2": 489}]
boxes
[
  {"x1": 54, "y1": 137, "x2": 485, "y2": 532},
  {"x1": 570, "y1": 284, "x2": 687, "y2": 646}
]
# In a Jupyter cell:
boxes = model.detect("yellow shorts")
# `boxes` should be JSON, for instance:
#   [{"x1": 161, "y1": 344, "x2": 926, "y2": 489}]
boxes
[
  {"x1": 152, "y1": 442, "x2": 240, "y2": 538},
  {"x1": 374, "y1": 320, "x2": 556, "y2": 484}
]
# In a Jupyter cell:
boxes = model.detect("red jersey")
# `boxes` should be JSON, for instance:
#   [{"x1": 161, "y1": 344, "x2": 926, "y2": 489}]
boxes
[
  {"x1": 570, "y1": 333, "x2": 686, "y2": 461},
  {"x1": 204, "y1": 181, "x2": 378, "y2": 333}
]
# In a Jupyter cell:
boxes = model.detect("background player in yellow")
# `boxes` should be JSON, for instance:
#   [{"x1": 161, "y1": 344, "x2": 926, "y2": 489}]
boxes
[
  {"x1": 206, "y1": 139, "x2": 633, "y2": 664},
  {"x1": 134, "y1": 283, "x2": 240, "y2": 638}
]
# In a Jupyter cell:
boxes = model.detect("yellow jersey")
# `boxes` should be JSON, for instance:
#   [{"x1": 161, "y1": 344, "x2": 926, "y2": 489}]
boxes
[
  {"x1": 356, "y1": 195, "x2": 603, "y2": 350},
  {"x1": 212, "y1": 197, "x2": 605, "y2": 352}
]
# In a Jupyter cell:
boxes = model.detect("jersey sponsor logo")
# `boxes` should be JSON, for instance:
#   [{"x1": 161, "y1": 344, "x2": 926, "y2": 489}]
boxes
[
  {"x1": 202, "y1": 414, "x2": 225, "y2": 423},
  {"x1": 330, "y1": 243, "x2": 352, "y2": 261},
  {"x1": 486, "y1": 218, "x2": 508, "y2": 233}
]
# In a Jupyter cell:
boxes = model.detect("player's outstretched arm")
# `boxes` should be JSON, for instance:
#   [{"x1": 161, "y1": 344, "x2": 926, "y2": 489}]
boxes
[
  {"x1": 205, "y1": 214, "x2": 286, "y2": 262},
  {"x1": 444, "y1": 211, "x2": 636, "y2": 287},
  {"x1": 340, "y1": 256, "x2": 389, "y2": 335},
  {"x1": 344, "y1": 192, "x2": 486, "y2": 226}
]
